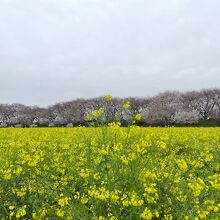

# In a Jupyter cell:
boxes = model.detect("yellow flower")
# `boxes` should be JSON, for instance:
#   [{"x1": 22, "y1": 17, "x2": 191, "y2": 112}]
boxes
[
  {"x1": 176, "y1": 159, "x2": 188, "y2": 172},
  {"x1": 154, "y1": 211, "x2": 159, "y2": 218},
  {"x1": 85, "y1": 112, "x2": 92, "y2": 120},
  {"x1": 214, "y1": 206, "x2": 219, "y2": 212},
  {"x1": 14, "y1": 166, "x2": 22, "y2": 175},
  {"x1": 123, "y1": 101, "x2": 130, "y2": 109},
  {"x1": 188, "y1": 178, "x2": 206, "y2": 196},
  {"x1": 140, "y1": 207, "x2": 153, "y2": 220},
  {"x1": 108, "y1": 122, "x2": 121, "y2": 128},
  {"x1": 16, "y1": 205, "x2": 27, "y2": 219},
  {"x1": 104, "y1": 94, "x2": 113, "y2": 101},
  {"x1": 3, "y1": 168, "x2": 12, "y2": 180},
  {"x1": 92, "y1": 108, "x2": 104, "y2": 118},
  {"x1": 56, "y1": 209, "x2": 64, "y2": 217},
  {"x1": 122, "y1": 200, "x2": 130, "y2": 207},
  {"x1": 164, "y1": 214, "x2": 173, "y2": 220},
  {"x1": 205, "y1": 154, "x2": 213, "y2": 162},
  {"x1": 32, "y1": 213, "x2": 38, "y2": 219},
  {"x1": 81, "y1": 196, "x2": 89, "y2": 204},
  {"x1": 9, "y1": 205, "x2": 15, "y2": 210},
  {"x1": 157, "y1": 141, "x2": 166, "y2": 149},
  {"x1": 134, "y1": 114, "x2": 142, "y2": 121},
  {"x1": 15, "y1": 187, "x2": 27, "y2": 197},
  {"x1": 58, "y1": 197, "x2": 70, "y2": 207},
  {"x1": 79, "y1": 169, "x2": 90, "y2": 178}
]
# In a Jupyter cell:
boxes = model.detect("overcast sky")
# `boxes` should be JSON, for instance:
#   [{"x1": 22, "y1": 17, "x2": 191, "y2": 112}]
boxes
[{"x1": 0, "y1": 0, "x2": 220, "y2": 106}]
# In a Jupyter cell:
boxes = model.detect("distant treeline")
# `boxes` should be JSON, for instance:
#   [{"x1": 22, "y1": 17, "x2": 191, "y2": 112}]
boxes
[{"x1": 1, "y1": 88, "x2": 220, "y2": 127}]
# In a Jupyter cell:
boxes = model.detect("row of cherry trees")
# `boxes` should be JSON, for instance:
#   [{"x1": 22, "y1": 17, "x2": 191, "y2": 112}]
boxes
[{"x1": 0, "y1": 88, "x2": 220, "y2": 127}]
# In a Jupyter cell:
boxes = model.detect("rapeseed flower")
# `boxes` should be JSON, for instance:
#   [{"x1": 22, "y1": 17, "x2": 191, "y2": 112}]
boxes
[
  {"x1": 0, "y1": 127, "x2": 219, "y2": 219},
  {"x1": 56, "y1": 209, "x2": 64, "y2": 217},
  {"x1": 134, "y1": 113, "x2": 142, "y2": 121},
  {"x1": 140, "y1": 207, "x2": 153, "y2": 219},
  {"x1": 122, "y1": 101, "x2": 130, "y2": 109},
  {"x1": 104, "y1": 94, "x2": 113, "y2": 101},
  {"x1": 15, "y1": 205, "x2": 27, "y2": 219}
]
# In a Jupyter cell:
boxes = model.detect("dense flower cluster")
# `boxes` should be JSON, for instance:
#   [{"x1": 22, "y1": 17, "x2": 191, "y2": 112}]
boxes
[{"x1": 0, "y1": 127, "x2": 219, "y2": 219}]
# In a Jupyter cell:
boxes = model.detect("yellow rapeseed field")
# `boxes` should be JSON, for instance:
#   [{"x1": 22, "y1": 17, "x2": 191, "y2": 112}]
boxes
[{"x1": 0, "y1": 126, "x2": 220, "y2": 219}]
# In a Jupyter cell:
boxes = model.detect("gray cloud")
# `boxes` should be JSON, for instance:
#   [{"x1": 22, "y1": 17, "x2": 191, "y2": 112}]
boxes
[{"x1": 0, "y1": 0, "x2": 220, "y2": 106}]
